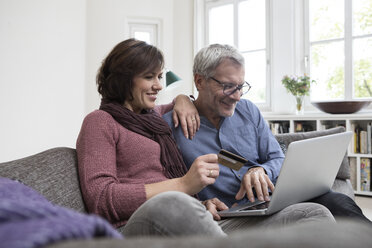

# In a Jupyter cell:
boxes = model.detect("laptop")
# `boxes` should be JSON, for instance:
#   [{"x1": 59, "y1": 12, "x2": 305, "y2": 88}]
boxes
[{"x1": 218, "y1": 131, "x2": 353, "y2": 217}]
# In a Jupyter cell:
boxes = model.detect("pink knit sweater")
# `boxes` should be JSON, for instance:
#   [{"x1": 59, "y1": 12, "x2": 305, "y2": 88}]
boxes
[{"x1": 76, "y1": 104, "x2": 173, "y2": 227}]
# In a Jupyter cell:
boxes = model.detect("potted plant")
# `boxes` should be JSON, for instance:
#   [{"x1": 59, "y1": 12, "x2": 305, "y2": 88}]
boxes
[{"x1": 281, "y1": 74, "x2": 315, "y2": 114}]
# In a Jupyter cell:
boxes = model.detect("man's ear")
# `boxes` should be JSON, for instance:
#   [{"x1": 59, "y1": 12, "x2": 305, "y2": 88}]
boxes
[{"x1": 194, "y1": 74, "x2": 205, "y2": 91}]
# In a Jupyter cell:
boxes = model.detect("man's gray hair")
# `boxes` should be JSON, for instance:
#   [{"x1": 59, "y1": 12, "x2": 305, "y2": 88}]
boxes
[{"x1": 193, "y1": 44, "x2": 245, "y2": 79}]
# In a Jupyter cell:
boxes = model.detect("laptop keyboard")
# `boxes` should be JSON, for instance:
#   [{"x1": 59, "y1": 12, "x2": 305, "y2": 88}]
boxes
[{"x1": 238, "y1": 201, "x2": 270, "y2": 211}]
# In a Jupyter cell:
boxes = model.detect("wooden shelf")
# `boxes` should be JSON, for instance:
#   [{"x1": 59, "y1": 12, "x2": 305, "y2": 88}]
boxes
[{"x1": 263, "y1": 112, "x2": 372, "y2": 197}]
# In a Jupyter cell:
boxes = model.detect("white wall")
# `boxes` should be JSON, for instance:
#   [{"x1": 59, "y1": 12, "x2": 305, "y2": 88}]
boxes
[
  {"x1": 157, "y1": 0, "x2": 195, "y2": 104},
  {"x1": 0, "y1": 0, "x2": 194, "y2": 162},
  {"x1": 85, "y1": 0, "x2": 194, "y2": 110},
  {"x1": 0, "y1": 0, "x2": 86, "y2": 162}
]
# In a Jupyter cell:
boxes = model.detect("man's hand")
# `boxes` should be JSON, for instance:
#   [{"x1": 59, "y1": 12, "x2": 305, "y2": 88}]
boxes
[
  {"x1": 202, "y1": 198, "x2": 228, "y2": 221},
  {"x1": 235, "y1": 167, "x2": 275, "y2": 202},
  {"x1": 172, "y1": 95, "x2": 200, "y2": 140}
]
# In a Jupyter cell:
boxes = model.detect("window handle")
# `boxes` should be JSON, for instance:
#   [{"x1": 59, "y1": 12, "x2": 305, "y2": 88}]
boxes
[{"x1": 304, "y1": 56, "x2": 309, "y2": 69}]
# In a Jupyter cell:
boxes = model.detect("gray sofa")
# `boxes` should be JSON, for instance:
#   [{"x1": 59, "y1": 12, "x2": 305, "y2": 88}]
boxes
[{"x1": 1, "y1": 127, "x2": 371, "y2": 248}]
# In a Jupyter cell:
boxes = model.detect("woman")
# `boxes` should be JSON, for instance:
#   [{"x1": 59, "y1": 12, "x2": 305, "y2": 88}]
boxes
[{"x1": 76, "y1": 39, "x2": 225, "y2": 236}]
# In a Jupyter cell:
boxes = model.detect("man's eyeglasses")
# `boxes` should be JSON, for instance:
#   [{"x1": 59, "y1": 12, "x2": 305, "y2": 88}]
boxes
[{"x1": 210, "y1": 77, "x2": 252, "y2": 96}]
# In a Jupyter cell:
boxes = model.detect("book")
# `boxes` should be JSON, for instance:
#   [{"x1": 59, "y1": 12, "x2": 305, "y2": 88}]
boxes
[
  {"x1": 360, "y1": 131, "x2": 368, "y2": 154},
  {"x1": 360, "y1": 158, "x2": 371, "y2": 191},
  {"x1": 367, "y1": 122, "x2": 372, "y2": 154},
  {"x1": 350, "y1": 123, "x2": 356, "y2": 153},
  {"x1": 269, "y1": 122, "x2": 289, "y2": 134},
  {"x1": 270, "y1": 123, "x2": 277, "y2": 135},
  {"x1": 270, "y1": 123, "x2": 281, "y2": 135},
  {"x1": 349, "y1": 157, "x2": 357, "y2": 190},
  {"x1": 295, "y1": 122, "x2": 303, "y2": 132},
  {"x1": 355, "y1": 125, "x2": 362, "y2": 153}
]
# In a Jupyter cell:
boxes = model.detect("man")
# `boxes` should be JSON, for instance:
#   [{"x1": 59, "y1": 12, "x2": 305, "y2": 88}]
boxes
[{"x1": 163, "y1": 44, "x2": 370, "y2": 230}]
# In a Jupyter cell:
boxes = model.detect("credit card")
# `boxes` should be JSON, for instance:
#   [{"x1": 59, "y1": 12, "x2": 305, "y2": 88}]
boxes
[{"x1": 217, "y1": 149, "x2": 248, "y2": 171}]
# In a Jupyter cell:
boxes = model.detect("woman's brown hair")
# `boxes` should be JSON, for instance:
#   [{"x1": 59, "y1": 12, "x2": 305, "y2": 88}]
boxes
[{"x1": 97, "y1": 39, "x2": 164, "y2": 104}]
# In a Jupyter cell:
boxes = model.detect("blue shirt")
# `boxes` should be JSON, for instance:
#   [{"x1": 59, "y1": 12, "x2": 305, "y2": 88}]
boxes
[{"x1": 163, "y1": 99, "x2": 284, "y2": 207}]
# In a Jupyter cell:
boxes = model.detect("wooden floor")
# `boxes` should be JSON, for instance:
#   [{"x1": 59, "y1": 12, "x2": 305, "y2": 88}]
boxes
[{"x1": 355, "y1": 196, "x2": 372, "y2": 221}]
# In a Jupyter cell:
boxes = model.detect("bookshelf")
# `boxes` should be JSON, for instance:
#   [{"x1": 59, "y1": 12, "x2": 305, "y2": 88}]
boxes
[{"x1": 263, "y1": 112, "x2": 372, "y2": 197}]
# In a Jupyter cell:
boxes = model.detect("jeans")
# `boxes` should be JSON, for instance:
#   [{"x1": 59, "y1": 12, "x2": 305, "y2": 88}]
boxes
[
  {"x1": 309, "y1": 190, "x2": 371, "y2": 224},
  {"x1": 122, "y1": 191, "x2": 335, "y2": 237},
  {"x1": 122, "y1": 191, "x2": 225, "y2": 237},
  {"x1": 218, "y1": 202, "x2": 334, "y2": 234}
]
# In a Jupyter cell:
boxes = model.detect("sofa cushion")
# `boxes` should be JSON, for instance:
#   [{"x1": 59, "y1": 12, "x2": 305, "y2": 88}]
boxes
[
  {"x1": 0, "y1": 147, "x2": 86, "y2": 213},
  {"x1": 275, "y1": 127, "x2": 350, "y2": 180},
  {"x1": 332, "y1": 179, "x2": 355, "y2": 200}
]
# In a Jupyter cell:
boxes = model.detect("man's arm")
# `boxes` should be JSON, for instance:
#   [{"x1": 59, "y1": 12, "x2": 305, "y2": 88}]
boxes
[{"x1": 236, "y1": 101, "x2": 284, "y2": 202}]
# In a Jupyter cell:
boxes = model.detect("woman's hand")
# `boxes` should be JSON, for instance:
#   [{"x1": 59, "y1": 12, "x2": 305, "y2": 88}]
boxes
[
  {"x1": 202, "y1": 198, "x2": 228, "y2": 221},
  {"x1": 180, "y1": 154, "x2": 219, "y2": 195},
  {"x1": 173, "y1": 95, "x2": 200, "y2": 140}
]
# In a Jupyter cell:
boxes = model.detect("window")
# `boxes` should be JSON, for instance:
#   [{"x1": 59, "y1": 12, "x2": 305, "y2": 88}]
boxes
[
  {"x1": 126, "y1": 18, "x2": 162, "y2": 47},
  {"x1": 305, "y1": 0, "x2": 372, "y2": 101},
  {"x1": 203, "y1": 0, "x2": 271, "y2": 106}
]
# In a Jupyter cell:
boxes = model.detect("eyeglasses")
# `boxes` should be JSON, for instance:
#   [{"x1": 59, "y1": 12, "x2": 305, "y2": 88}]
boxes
[{"x1": 210, "y1": 77, "x2": 252, "y2": 96}]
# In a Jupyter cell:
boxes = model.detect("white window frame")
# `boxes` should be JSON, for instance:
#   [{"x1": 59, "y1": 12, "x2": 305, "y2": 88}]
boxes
[
  {"x1": 125, "y1": 17, "x2": 162, "y2": 48},
  {"x1": 304, "y1": 0, "x2": 372, "y2": 101},
  {"x1": 194, "y1": 0, "x2": 272, "y2": 110}
]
